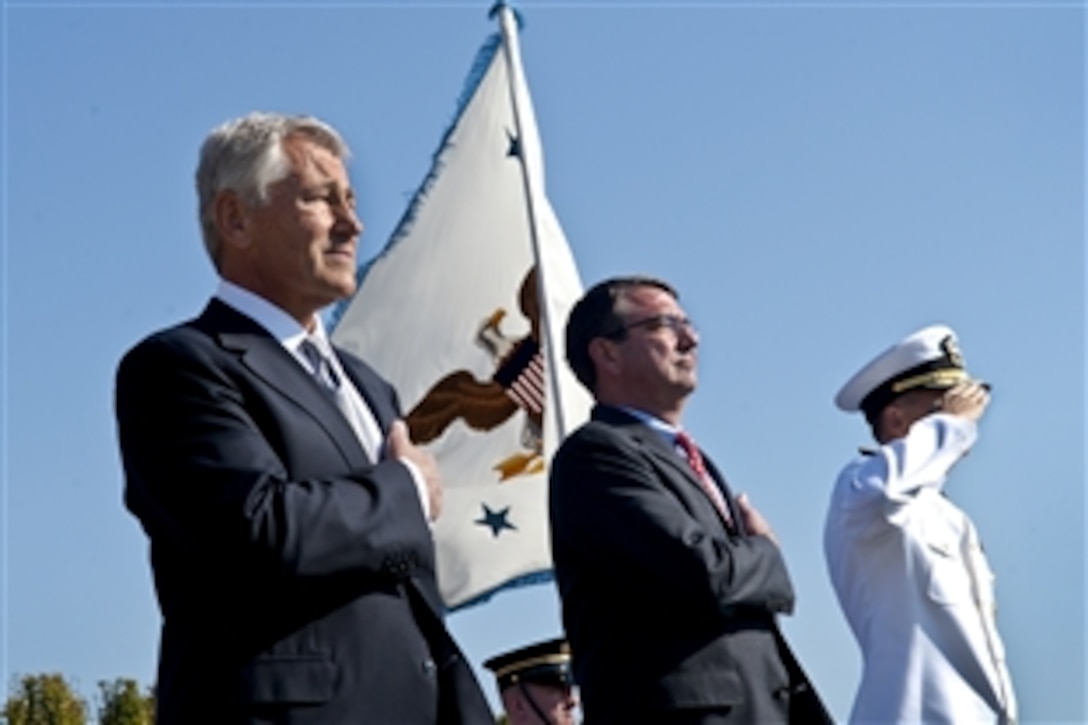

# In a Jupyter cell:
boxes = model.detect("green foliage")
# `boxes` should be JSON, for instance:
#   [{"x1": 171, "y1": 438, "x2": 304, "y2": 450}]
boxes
[
  {"x1": 96, "y1": 679, "x2": 154, "y2": 725},
  {"x1": 2, "y1": 673, "x2": 88, "y2": 725}
]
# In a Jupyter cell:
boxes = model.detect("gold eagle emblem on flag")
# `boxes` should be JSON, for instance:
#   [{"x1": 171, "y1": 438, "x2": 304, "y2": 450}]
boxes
[{"x1": 405, "y1": 266, "x2": 545, "y2": 481}]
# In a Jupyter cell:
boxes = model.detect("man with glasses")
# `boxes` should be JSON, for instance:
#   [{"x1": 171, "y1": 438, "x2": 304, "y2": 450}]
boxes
[
  {"x1": 825, "y1": 324, "x2": 1016, "y2": 723},
  {"x1": 549, "y1": 276, "x2": 830, "y2": 723}
]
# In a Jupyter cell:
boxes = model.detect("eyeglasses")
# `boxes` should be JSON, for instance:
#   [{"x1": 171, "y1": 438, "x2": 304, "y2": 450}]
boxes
[{"x1": 604, "y1": 314, "x2": 697, "y2": 339}]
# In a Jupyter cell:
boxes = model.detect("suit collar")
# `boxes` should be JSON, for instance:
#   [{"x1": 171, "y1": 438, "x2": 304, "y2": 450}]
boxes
[
  {"x1": 592, "y1": 403, "x2": 654, "y2": 428},
  {"x1": 199, "y1": 300, "x2": 372, "y2": 469},
  {"x1": 593, "y1": 404, "x2": 704, "y2": 483},
  {"x1": 214, "y1": 279, "x2": 317, "y2": 343},
  {"x1": 592, "y1": 404, "x2": 745, "y2": 534}
]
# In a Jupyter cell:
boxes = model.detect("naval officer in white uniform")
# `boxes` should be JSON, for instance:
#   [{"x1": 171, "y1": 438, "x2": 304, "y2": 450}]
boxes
[{"x1": 824, "y1": 324, "x2": 1016, "y2": 724}]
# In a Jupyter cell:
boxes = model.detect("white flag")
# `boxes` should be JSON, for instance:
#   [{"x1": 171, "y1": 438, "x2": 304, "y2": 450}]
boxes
[{"x1": 332, "y1": 6, "x2": 591, "y2": 610}]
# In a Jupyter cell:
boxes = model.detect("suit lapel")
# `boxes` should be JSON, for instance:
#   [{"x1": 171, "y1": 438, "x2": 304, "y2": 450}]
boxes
[
  {"x1": 200, "y1": 300, "x2": 371, "y2": 469},
  {"x1": 702, "y1": 454, "x2": 747, "y2": 536},
  {"x1": 593, "y1": 405, "x2": 743, "y2": 533},
  {"x1": 335, "y1": 351, "x2": 398, "y2": 432}
]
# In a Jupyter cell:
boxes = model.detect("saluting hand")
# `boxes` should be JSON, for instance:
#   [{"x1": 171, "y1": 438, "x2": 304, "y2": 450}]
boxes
[
  {"x1": 937, "y1": 381, "x2": 990, "y2": 423},
  {"x1": 386, "y1": 420, "x2": 443, "y2": 521}
]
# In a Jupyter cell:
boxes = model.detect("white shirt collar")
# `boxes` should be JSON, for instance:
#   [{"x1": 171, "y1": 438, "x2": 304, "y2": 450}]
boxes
[
  {"x1": 617, "y1": 406, "x2": 681, "y2": 439},
  {"x1": 214, "y1": 279, "x2": 331, "y2": 352}
]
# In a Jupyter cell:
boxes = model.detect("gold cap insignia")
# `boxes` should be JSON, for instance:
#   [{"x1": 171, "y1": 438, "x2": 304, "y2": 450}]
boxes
[{"x1": 940, "y1": 335, "x2": 964, "y2": 368}]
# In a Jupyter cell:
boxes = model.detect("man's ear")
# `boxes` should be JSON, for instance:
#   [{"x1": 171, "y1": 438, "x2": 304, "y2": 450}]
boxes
[
  {"x1": 510, "y1": 690, "x2": 532, "y2": 719},
  {"x1": 588, "y1": 337, "x2": 621, "y2": 377},
  {"x1": 214, "y1": 191, "x2": 253, "y2": 249},
  {"x1": 501, "y1": 690, "x2": 527, "y2": 720},
  {"x1": 880, "y1": 404, "x2": 906, "y2": 442}
]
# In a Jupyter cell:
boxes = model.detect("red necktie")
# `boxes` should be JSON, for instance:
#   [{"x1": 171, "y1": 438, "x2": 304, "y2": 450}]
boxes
[{"x1": 675, "y1": 431, "x2": 732, "y2": 524}]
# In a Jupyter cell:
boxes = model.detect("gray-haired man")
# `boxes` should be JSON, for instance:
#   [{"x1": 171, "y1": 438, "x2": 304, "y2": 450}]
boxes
[{"x1": 116, "y1": 112, "x2": 493, "y2": 723}]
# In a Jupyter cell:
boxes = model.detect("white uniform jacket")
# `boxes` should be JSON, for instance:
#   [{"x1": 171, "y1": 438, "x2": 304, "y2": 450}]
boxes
[{"x1": 824, "y1": 414, "x2": 1016, "y2": 724}]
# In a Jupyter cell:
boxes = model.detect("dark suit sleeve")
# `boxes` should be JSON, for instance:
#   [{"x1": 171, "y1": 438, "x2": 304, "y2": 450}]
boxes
[
  {"x1": 550, "y1": 424, "x2": 794, "y2": 618},
  {"x1": 116, "y1": 333, "x2": 433, "y2": 583}
]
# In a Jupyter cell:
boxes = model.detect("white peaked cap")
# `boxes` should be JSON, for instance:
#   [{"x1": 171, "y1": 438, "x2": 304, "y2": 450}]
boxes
[{"x1": 835, "y1": 324, "x2": 976, "y2": 414}]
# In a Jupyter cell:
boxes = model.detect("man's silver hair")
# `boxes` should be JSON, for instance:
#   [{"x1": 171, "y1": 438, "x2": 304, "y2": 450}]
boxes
[{"x1": 195, "y1": 112, "x2": 351, "y2": 269}]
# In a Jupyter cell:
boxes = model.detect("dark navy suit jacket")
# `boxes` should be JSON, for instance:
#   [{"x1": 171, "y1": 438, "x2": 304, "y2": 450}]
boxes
[
  {"x1": 116, "y1": 300, "x2": 492, "y2": 724},
  {"x1": 549, "y1": 405, "x2": 830, "y2": 723}
]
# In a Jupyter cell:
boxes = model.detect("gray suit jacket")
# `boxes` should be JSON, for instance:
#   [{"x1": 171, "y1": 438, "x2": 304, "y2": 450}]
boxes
[
  {"x1": 549, "y1": 405, "x2": 829, "y2": 723},
  {"x1": 116, "y1": 300, "x2": 492, "y2": 724}
]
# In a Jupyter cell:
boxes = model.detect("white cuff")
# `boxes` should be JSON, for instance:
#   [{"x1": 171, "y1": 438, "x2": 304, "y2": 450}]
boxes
[{"x1": 399, "y1": 457, "x2": 432, "y2": 524}]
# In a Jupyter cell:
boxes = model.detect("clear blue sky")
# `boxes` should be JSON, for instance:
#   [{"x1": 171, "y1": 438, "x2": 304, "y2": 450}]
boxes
[{"x1": 3, "y1": 1, "x2": 1084, "y2": 721}]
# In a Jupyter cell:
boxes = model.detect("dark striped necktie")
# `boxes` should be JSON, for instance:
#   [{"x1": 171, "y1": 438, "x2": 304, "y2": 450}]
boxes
[
  {"x1": 297, "y1": 337, "x2": 380, "y2": 461},
  {"x1": 299, "y1": 338, "x2": 341, "y2": 392}
]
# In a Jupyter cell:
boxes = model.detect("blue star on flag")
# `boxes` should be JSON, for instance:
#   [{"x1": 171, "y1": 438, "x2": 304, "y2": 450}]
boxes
[{"x1": 476, "y1": 503, "x2": 517, "y2": 537}]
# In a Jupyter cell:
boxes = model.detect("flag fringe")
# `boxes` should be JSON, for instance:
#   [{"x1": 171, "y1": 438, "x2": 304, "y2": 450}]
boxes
[
  {"x1": 448, "y1": 569, "x2": 554, "y2": 613},
  {"x1": 330, "y1": 33, "x2": 503, "y2": 330}
]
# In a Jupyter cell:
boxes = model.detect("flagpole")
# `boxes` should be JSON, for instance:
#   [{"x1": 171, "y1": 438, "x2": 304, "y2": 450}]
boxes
[{"x1": 491, "y1": 1, "x2": 570, "y2": 440}]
